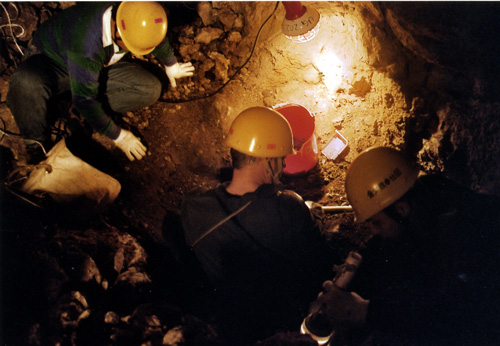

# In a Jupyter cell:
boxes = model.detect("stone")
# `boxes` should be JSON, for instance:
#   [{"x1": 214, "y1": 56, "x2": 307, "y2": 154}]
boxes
[
  {"x1": 197, "y1": 2, "x2": 216, "y2": 26},
  {"x1": 218, "y1": 8, "x2": 238, "y2": 30},
  {"x1": 228, "y1": 31, "x2": 242, "y2": 43},
  {"x1": 194, "y1": 27, "x2": 224, "y2": 44}
]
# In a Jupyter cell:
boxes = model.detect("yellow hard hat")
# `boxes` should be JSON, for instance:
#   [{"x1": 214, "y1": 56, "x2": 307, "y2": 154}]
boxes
[
  {"x1": 227, "y1": 107, "x2": 295, "y2": 158},
  {"x1": 116, "y1": 1, "x2": 168, "y2": 56},
  {"x1": 345, "y1": 146, "x2": 420, "y2": 223}
]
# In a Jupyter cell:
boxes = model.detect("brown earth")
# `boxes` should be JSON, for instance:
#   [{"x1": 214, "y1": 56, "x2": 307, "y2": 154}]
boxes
[{"x1": 1, "y1": 2, "x2": 500, "y2": 345}]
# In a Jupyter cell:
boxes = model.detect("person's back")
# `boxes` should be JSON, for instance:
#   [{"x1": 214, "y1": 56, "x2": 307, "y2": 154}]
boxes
[
  {"x1": 180, "y1": 107, "x2": 333, "y2": 344},
  {"x1": 33, "y1": 2, "x2": 112, "y2": 68},
  {"x1": 182, "y1": 183, "x2": 332, "y2": 342}
]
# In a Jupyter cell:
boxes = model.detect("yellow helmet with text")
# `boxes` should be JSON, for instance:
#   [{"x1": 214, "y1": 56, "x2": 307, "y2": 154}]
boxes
[
  {"x1": 116, "y1": 1, "x2": 168, "y2": 56},
  {"x1": 345, "y1": 146, "x2": 420, "y2": 222},
  {"x1": 226, "y1": 107, "x2": 295, "y2": 158}
]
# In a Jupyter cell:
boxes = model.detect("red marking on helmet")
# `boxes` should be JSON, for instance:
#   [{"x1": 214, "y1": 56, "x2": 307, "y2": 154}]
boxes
[
  {"x1": 267, "y1": 144, "x2": 276, "y2": 150},
  {"x1": 121, "y1": 20, "x2": 126, "y2": 30},
  {"x1": 155, "y1": 18, "x2": 163, "y2": 24},
  {"x1": 229, "y1": 128, "x2": 234, "y2": 135}
]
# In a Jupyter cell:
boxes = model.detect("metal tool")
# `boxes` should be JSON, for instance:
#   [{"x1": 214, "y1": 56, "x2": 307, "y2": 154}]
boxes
[{"x1": 305, "y1": 201, "x2": 353, "y2": 213}]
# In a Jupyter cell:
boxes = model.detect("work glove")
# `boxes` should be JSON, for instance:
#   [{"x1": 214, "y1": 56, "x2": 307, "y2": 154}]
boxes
[
  {"x1": 113, "y1": 129, "x2": 147, "y2": 161},
  {"x1": 165, "y1": 62, "x2": 195, "y2": 88},
  {"x1": 316, "y1": 280, "x2": 369, "y2": 330}
]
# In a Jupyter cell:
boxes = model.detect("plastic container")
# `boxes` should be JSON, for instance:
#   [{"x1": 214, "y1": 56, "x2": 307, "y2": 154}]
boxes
[
  {"x1": 274, "y1": 103, "x2": 319, "y2": 175},
  {"x1": 322, "y1": 130, "x2": 349, "y2": 161}
]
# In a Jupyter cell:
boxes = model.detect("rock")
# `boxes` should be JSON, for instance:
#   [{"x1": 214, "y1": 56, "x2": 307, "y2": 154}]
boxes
[
  {"x1": 182, "y1": 25, "x2": 195, "y2": 38},
  {"x1": 54, "y1": 291, "x2": 90, "y2": 329},
  {"x1": 218, "y1": 8, "x2": 238, "y2": 30},
  {"x1": 233, "y1": 14, "x2": 245, "y2": 31},
  {"x1": 114, "y1": 266, "x2": 151, "y2": 287},
  {"x1": 80, "y1": 254, "x2": 102, "y2": 284},
  {"x1": 209, "y1": 52, "x2": 230, "y2": 82},
  {"x1": 303, "y1": 66, "x2": 322, "y2": 84},
  {"x1": 13, "y1": 3, "x2": 38, "y2": 43},
  {"x1": 197, "y1": 2, "x2": 216, "y2": 26},
  {"x1": 179, "y1": 43, "x2": 201, "y2": 58},
  {"x1": 362, "y1": 22, "x2": 402, "y2": 69},
  {"x1": 228, "y1": 31, "x2": 242, "y2": 43},
  {"x1": 262, "y1": 89, "x2": 273, "y2": 98},
  {"x1": 0, "y1": 78, "x2": 8, "y2": 102},
  {"x1": 163, "y1": 326, "x2": 184, "y2": 346},
  {"x1": 194, "y1": 27, "x2": 224, "y2": 44},
  {"x1": 191, "y1": 50, "x2": 207, "y2": 62},
  {"x1": 235, "y1": 40, "x2": 251, "y2": 59},
  {"x1": 384, "y1": 93, "x2": 394, "y2": 108},
  {"x1": 114, "y1": 247, "x2": 125, "y2": 273},
  {"x1": 104, "y1": 311, "x2": 120, "y2": 324}
]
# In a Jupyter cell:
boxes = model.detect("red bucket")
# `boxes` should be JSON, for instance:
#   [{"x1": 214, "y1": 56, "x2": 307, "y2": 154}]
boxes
[{"x1": 275, "y1": 104, "x2": 318, "y2": 175}]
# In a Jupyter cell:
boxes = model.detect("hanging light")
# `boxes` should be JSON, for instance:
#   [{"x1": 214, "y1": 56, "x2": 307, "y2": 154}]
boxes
[{"x1": 281, "y1": 1, "x2": 320, "y2": 43}]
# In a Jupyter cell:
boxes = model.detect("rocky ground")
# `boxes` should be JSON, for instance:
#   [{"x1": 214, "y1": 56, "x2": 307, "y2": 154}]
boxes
[{"x1": 1, "y1": 2, "x2": 500, "y2": 345}]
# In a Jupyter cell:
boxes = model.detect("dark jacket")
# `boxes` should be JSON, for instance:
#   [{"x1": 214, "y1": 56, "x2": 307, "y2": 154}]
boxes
[
  {"x1": 350, "y1": 175, "x2": 500, "y2": 345},
  {"x1": 181, "y1": 183, "x2": 334, "y2": 344}
]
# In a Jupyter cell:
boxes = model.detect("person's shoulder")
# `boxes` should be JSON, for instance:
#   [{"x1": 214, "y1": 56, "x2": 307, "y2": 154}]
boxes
[
  {"x1": 181, "y1": 186, "x2": 221, "y2": 219},
  {"x1": 275, "y1": 188, "x2": 309, "y2": 213},
  {"x1": 277, "y1": 188, "x2": 305, "y2": 202},
  {"x1": 256, "y1": 184, "x2": 304, "y2": 202},
  {"x1": 184, "y1": 184, "x2": 222, "y2": 200}
]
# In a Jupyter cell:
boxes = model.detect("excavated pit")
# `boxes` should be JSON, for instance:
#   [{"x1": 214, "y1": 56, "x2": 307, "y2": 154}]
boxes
[{"x1": 1, "y1": 2, "x2": 500, "y2": 345}]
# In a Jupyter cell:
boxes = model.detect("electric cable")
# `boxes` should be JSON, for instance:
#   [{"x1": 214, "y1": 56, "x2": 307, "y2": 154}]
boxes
[
  {"x1": 0, "y1": 118, "x2": 47, "y2": 155},
  {"x1": 0, "y1": 117, "x2": 22, "y2": 138},
  {"x1": 159, "y1": 1, "x2": 280, "y2": 104},
  {"x1": 0, "y1": 118, "x2": 5, "y2": 142},
  {"x1": 0, "y1": 2, "x2": 279, "y2": 144},
  {"x1": 0, "y1": 3, "x2": 25, "y2": 57},
  {"x1": 1, "y1": 115, "x2": 46, "y2": 209},
  {"x1": 2, "y1": 181, "x2": 44, "y2": 209}
]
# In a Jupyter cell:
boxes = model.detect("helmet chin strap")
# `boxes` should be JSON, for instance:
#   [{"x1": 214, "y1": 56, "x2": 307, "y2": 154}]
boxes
[{"x1": 264, "y1": 158, "x2": 283, "y2": 185}]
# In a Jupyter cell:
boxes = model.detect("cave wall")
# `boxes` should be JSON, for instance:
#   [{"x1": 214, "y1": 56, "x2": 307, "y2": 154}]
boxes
[
  {"x1": 357, "y1": 2, "x2": 500, "y2": 194},
  {"x1": 230, "y1": 1, "x2": 500, "y2": 195},
  {"x1": 2, "y1": 2, "x2": 500, "y2": 345},
  {"x1": 2, "y1": 1, "x2": 499, "y2": 195}
]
